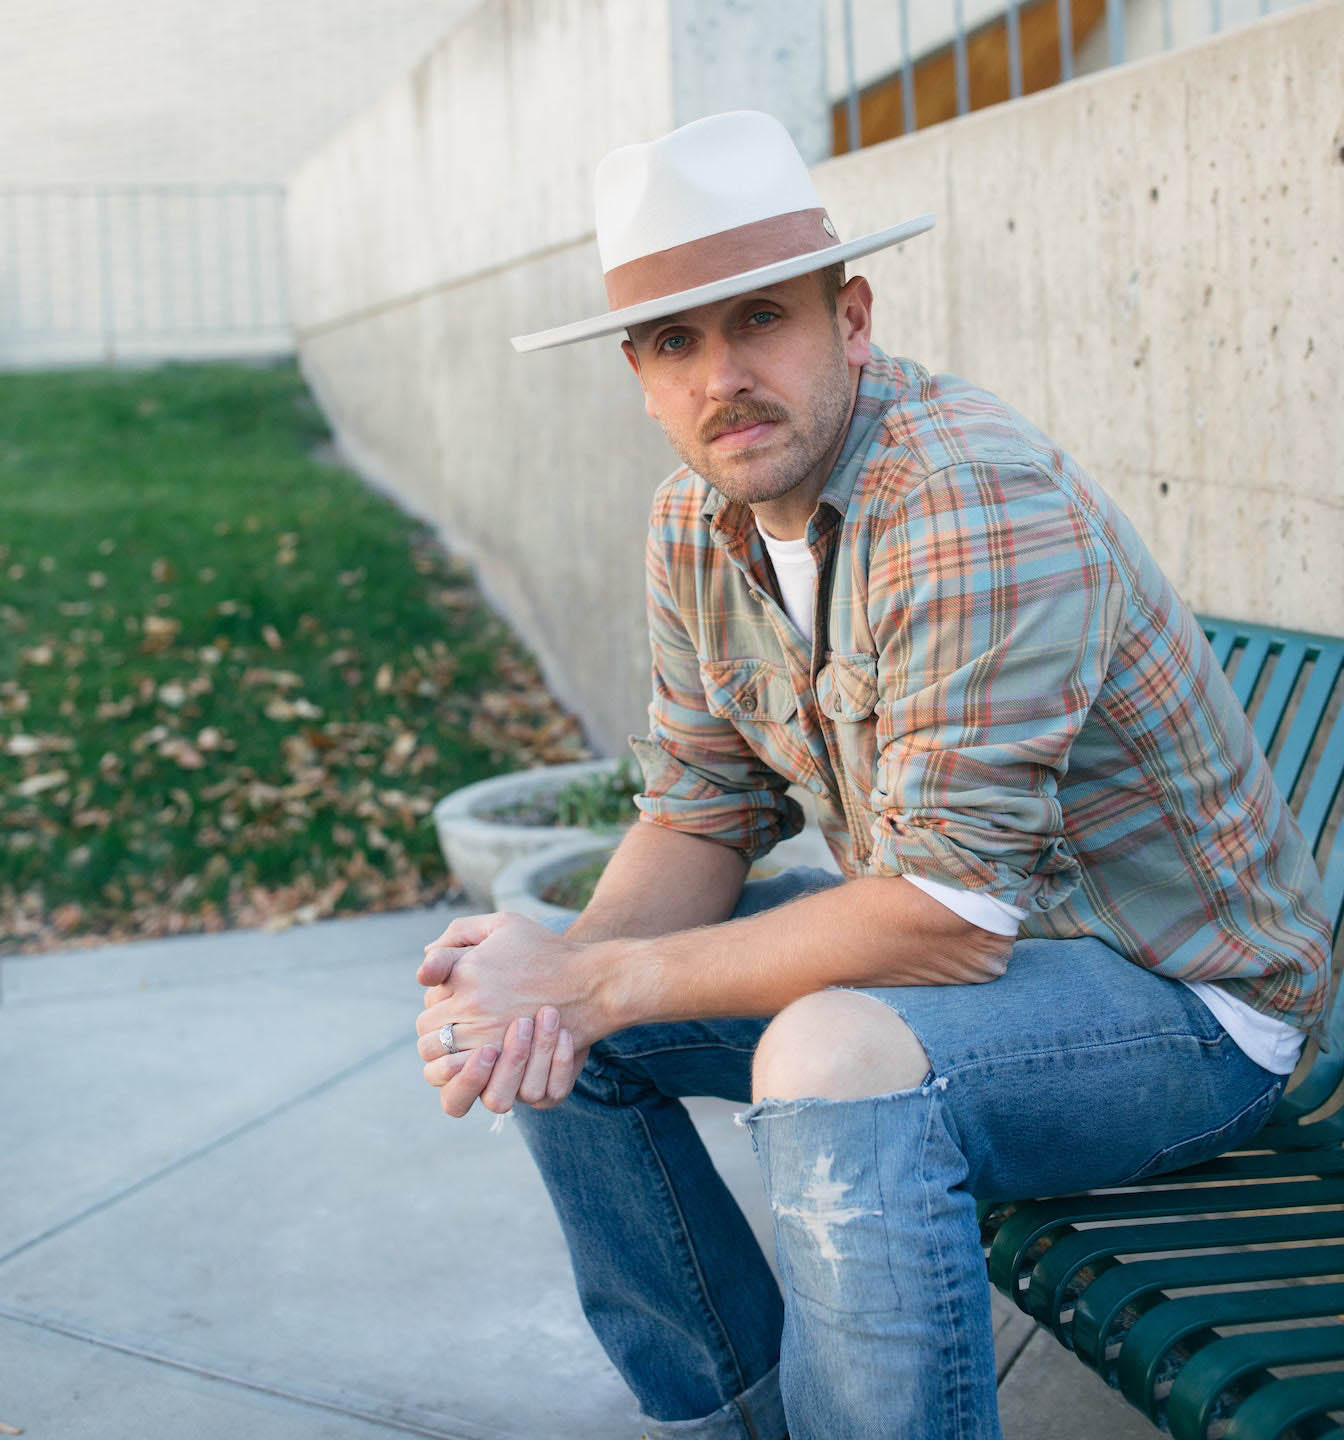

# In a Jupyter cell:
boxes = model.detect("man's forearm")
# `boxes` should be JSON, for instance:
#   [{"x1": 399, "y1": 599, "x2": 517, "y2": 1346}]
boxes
[
  {"x1": 583, "y1": 874, "x2": 1012, "y2": 1042},
  {"x1": 564, "y1": 820, "x2": 750, "y2": 942}
]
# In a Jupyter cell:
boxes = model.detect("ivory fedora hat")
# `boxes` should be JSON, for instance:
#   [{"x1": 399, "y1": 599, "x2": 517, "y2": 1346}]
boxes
[{"x1": 510, "y1": 109, "x2": 934, "y2": 353}]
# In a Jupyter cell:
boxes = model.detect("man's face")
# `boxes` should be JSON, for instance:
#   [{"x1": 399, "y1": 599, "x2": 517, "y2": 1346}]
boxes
[{"x1": 622, "y1": 273, "x2": 872, "y2": 515}]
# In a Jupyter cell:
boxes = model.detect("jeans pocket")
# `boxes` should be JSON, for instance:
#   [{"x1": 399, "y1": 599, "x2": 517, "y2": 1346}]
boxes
[{"x1": 1116, "y1": 1070, "x2": 1286, "y2": 1185}]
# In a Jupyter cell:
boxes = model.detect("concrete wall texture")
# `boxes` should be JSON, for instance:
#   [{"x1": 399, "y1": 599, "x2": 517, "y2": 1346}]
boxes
[{"x1": 289, "y1": 0, "x2": 1344, "y2": 757}]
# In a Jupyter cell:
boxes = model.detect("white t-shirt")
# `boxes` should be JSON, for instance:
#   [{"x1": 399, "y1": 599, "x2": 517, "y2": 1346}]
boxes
[{"x1": 755, "y1": 521, "x2": 1303, "y2": 1074}]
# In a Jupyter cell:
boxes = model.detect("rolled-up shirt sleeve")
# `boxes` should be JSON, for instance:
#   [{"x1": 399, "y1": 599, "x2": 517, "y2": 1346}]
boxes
[
  {"x1": 867, "y1": 461, "x2": 1121, "y2": 911},
  {"x1": 631, "y1": 500, "x2": 801, "y2": 862}
]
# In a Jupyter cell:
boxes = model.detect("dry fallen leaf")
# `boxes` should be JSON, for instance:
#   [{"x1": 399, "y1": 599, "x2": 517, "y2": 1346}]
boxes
[
  {"x1": 242, "y1": 668, "x2": 302, "y2": 690},
  {"x1": 158, "y1": 738, "x2": 205, "y2": 770},
  {"x1": 16, "y1": 770, "x2": 69, "y2": 799},
  {"x1": 382, "y1": 732, "x2": 417, "y2": 773},
  {"x1": 51, "y1": 903, "x2": 84, "y2": 932},
  {"x1": 264, "y1": 697, "x2": 322, "y2": 722},
  {"x1": 5, "y1": 734, "x2": 74, "y2": 757},
  {"x1": 140, "y1": 615, "x2": 181, "y2": 653},
  {"x1": 0, "y1": 683, "x2": 31, "y2": 714}
]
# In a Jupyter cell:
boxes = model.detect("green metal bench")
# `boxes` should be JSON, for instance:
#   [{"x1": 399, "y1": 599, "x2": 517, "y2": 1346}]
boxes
[{"x1": 980, "y1": 618, "x2": 1344, "y2": 1440}]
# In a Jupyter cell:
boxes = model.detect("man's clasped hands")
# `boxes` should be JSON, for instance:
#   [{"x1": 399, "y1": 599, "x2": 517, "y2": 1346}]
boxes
[{"x1": 414, "y1": 911, "x2": 598, "y2": 1117}]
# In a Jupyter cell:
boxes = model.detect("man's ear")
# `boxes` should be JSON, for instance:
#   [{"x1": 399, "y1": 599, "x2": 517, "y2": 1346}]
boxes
[
  {"x1": 621, "y1": 338, "x2": 659, "y2": 420},
  {"x1": 837, "y1": 275, "x2": 874, "y2": 369}
]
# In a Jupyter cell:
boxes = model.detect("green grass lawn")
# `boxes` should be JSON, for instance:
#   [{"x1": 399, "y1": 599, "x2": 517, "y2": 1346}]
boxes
[{"x1": 0, "y1": 361, "x2": 587, "y2": 952}]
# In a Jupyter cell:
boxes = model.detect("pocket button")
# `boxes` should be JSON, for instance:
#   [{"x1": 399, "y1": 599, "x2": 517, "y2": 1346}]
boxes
[{"x1": 740, "y1": 694, "x2": 757, "y2": 712}]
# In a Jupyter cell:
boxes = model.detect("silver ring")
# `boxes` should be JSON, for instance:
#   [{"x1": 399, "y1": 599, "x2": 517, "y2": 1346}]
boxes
[{"x1": 438, "y1": 1023, "x2": 459, "y2": 1056}]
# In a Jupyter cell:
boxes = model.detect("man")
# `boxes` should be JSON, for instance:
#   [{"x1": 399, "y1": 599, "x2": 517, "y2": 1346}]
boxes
[{"x1": 414, "y1": 111, "x2": 1330, "y2": 1440}]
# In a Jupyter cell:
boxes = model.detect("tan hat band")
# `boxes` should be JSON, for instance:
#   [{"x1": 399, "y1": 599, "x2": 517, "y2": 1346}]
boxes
[{"x1": 603, "y1": 208, "x2": 836, "y2": 312}]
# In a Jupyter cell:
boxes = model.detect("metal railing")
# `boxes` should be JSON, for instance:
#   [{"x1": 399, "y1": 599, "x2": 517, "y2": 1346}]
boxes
[
  {"x1": 0, "y1": 184, "x2": 291, "y2": 365},
  {"x1": 834, "y1": 0, "x2": 1302, "y2": 152}
]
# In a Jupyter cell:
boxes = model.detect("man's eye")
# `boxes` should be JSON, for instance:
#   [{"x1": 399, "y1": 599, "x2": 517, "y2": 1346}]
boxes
[
  {"x1": 658, "y1": 334, "x2": 690, "y2": 354},
  {"x1": 747, "y1": 310, "x2": 777, "y2": 327}
]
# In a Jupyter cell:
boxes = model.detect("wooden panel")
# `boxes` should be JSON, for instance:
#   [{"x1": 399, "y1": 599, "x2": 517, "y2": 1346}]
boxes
[{"x1": 832, "y1": 0, "x2": 1106, "y2": 153}]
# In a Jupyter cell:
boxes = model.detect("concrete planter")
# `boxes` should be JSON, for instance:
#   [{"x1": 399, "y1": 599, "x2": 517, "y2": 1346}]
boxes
[
  {"x1": 489, "y1": 814, "x2": 843, "y2": 927},
  {"x1": 491, "y1": 833, "x2": 619, "y2": 926},
  {"x1": 432, "y1": 759, "x2": 631, "y2": 908}
]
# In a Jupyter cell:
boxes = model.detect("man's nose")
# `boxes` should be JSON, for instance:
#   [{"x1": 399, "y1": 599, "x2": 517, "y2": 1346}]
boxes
[{"x1": 702, "y1": 334, "x2": 753, "y2": 402}]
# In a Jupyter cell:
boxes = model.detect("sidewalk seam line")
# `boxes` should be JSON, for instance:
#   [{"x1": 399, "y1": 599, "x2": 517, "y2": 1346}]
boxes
[
  {"x1": 0, "y1": 1303, "x2": 496, "y2": 1440},
  {"x1": 996, "y1": 1317, "x2": 1042, "y2": 1386},
  {"x1": 0, "y1": 1033, "x2": 406, "y2": 1268},
  {"x1": 1, "y1": 956, "x2": 418, "y2": 1009}
]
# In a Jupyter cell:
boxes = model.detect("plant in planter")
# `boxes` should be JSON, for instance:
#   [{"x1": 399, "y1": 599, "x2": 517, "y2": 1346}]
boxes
[
  {"x1": 485, "y1": 761, "x2": 641, "y2": 830},
  {"x1": 432, "y1": 758, "x2": 639, "y2": 907},
  {"x1": 491, "y1": 834, "x2": 620, "y2": 926}
]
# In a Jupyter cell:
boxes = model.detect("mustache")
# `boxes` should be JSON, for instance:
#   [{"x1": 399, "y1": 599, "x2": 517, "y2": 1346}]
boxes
[{"x1": 698, "y1": 400, "x2": 789, "y2": 444}]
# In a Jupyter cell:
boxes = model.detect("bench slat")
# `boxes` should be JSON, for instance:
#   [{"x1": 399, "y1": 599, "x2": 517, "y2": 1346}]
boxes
[
  {"x1": 1204, "y1": 624, "x2": 1240, "y2": 669},
  {"x1": 1228, "y1": 633, "x2": 1273, "y2": 710},
  {"x1": 1247, "y1": 636, "x2": 1309, "y2": 755},
  {"x1": 1073, "y1": 1244, "x2": 1344, "y2": 1376},
  {"x1": 1167, "y1": 1329, "x2": 1344, "y2": 1440},
  {"x1": 1023, "y1": 1209, "x2": 1344, "y2": 1340},
  {"x1": 1221, "y1": 1372, "x2": 1344, "y2": 1440},
  {"x1": 1266, "y1": 640, "x2": 1344, "y2": 817},
  {"x1": 1115, "y1": 1282, "x2": 1344, "y2": 1418},
  {"x1": 985, "y1": 1176, "x2": 1344, "y2": 1298},
  {"x1": 1294, "y1": 699, "x2": 1344, "y2": 857}
]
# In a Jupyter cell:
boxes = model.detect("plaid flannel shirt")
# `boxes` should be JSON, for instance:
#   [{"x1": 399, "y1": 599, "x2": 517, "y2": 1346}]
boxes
[{"x1": 631, "y1": 348, "x2": 1331, "y2": 1031}]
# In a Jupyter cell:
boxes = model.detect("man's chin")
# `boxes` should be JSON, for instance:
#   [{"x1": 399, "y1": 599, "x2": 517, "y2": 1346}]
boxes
[
  {"x1": 705, "y1": 477, "x2": 811, "y2": 509},
  {"x1": 694, "y1": 453, "x2": 806, "y2": 505}
]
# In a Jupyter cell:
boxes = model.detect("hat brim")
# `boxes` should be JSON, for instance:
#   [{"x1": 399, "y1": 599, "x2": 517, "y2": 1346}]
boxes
[{"x1": 510, "y1": 212, "x2": 936, "y2": 353}]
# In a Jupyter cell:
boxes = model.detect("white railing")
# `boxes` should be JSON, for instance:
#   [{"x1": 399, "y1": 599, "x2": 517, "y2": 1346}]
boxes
[
  {"x1": 832, "y1": 0, "x2": 1305, "y2": 151},
  {"x1": 0, "y1": 184, "x2": 291, "y2": 367}
]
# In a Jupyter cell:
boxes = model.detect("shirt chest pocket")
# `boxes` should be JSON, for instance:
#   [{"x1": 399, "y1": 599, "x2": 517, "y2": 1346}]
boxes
[
  {"x1": 700, "y1": 658, "x2": 798, "y2": 724},
  {"x1": 816, "y1": 652, "x2": 881, "y2": 808}
]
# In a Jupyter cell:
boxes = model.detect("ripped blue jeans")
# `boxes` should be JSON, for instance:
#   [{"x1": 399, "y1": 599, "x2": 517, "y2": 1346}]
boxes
[{"x1": 513, "y1": 870, "x2": 1287, "y2": 1440}]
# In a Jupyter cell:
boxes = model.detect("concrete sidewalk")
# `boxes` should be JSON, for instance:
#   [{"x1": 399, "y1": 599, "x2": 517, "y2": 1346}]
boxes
[{"x1": 0, "y1": 909, "x2": 1152, "y2": 1439}]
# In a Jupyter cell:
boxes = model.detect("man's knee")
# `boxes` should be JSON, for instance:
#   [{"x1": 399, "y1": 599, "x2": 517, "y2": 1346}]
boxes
[{"x1": 751, "y1": 990, "x2": 931, "y2": 1103}]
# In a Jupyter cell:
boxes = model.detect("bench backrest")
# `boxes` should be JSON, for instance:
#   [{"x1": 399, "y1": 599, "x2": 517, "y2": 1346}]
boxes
[{"x1": 1202, "y1": 617, "x2": 1344, "y2": 1066}]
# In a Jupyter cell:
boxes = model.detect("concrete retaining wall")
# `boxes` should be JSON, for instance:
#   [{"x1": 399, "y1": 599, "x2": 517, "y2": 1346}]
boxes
[{"x1": 289, "y1": 0, "x2": 1344, "y2": 755}]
